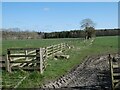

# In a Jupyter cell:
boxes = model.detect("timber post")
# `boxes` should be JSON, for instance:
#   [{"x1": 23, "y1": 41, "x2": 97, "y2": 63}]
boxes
[
  {"x1": 108, "y1": 54, "x2": 114, "y2": 90},
  {"x1": 25, "y1": 50, "x2": 28, "y2": 61},
  {"x1": 6, "y1": 50, "x2": 11, "y2": 73},
  {"x1": 40, "y1": 48, "x2": 43, "y2": 74},
  {"x1": 52, "y1": 45, "x2": 54, "y2": 57}
]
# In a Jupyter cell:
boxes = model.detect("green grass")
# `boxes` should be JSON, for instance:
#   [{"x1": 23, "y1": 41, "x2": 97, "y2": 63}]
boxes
[
  {"x1": 1, "y1": 36, "x2": 119, "y2": 88},
  {"x1": 2, "y1": 38, "x2": 83, "y2": 55}
]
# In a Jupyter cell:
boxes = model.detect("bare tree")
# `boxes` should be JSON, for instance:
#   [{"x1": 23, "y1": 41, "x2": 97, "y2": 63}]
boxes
[
  {"x1": 81, "y1": 18, "x2": 95, "y2": 29},
  {"x1": 80, "y1": 18, "x2": 96, "y2": 39}
]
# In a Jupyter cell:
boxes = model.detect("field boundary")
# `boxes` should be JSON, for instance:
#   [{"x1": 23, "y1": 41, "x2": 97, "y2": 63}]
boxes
[
  {"x1": 4, "y1": 43, "x2": 69, "y2": 74},
  {"x1": 108, "y1": 54, "x2": 120, "y2": 89}
]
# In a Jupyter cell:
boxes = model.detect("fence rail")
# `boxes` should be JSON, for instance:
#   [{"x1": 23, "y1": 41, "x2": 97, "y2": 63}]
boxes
[
  {"x1": 108, "y1": 54, "x2": 120, "y2": 90},
  {"x1": 4, "y1": 43, "x2": 68, "y2": 74}
]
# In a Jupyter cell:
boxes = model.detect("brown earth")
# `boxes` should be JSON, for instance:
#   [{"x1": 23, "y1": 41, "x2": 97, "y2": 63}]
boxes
[{"x1": 42, "y1": 53, "x2": 120, "y2": 90}]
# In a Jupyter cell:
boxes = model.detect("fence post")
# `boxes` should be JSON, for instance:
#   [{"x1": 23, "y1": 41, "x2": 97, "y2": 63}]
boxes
[
  {"x1": 40, "y1": 48, "x2": 43, "y2": 74},
  {"x1": 25, "y1": 50, "x2": 28, "y2": 61},
  {"x1": 6, "y1": 50, "x2": 11, "y2": 73},
  {"x1": 108, "y1": 54, "x2": 114, "y2": 90},
  {"x1": 52, "y1": 45, "x2": 54, "y2": 56}
]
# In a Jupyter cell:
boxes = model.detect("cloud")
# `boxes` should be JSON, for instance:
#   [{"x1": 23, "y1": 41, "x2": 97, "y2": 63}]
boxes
[{"x1": 43, "y1": 7, "x2": 50, "y2": 11}]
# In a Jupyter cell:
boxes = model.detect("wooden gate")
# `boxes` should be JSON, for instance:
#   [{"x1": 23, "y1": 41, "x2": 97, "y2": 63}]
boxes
[{"x1": 5, "y1": 43, "x2": 68, "y2": 74}]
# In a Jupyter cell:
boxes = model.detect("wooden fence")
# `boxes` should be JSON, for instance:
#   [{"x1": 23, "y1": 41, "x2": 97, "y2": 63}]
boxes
[
  {"x1": 5, "y1": 43, "x2": 68, "y2": 73},
  {"x1": 108, "y1": 54, "x2": 120, "y2": 90}
]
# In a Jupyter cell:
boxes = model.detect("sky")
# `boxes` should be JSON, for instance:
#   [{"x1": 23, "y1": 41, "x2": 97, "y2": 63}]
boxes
[
  {"x1": 2, "y1": 2, "x2": 118, "y2": 32},
  {"x1": 1, "y1": 0, "x2": 120, "y2": 2}
]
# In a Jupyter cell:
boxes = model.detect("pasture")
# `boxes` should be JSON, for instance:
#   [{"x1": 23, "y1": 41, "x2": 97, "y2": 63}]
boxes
[
  {"x1": 2, "y1": 38, "x2": 83, "y2": 55},
  {"x1": 1, "y1": 36, "x2": 118, "y2": 88}
]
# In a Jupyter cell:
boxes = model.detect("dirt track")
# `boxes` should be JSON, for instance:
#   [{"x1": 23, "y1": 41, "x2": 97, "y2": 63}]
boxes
[
  {"x1": 42, "y1": 54, "x2": 120, "y2": 89},
  {"x1": 66, "y1": 55, "x2": 111, "y2": 89}
]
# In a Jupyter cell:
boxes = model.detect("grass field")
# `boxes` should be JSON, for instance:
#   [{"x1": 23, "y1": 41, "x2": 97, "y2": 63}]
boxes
[
  {"x1": 2, "y1": 38, "x2": 83, "y2": 55},
  {"x1": 1, "y1": 36, "x2": 119, "y2": 88}
]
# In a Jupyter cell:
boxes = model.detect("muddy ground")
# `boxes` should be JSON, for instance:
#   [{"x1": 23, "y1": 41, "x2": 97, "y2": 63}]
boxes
[{"x1": 42, "y1": 53, "x2": 120, "y2": 90}]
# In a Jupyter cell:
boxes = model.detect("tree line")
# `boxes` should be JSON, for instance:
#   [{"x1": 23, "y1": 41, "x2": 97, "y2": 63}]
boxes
[
  {"x1": 2, "y1": 18, "x2": 119, "y2": 40},
  {"x1": 1, "y1": 28, "x2": 119, "y2": 40},
  {"x1": 44, "y1": 29, "x2": 118, "y2": 39},
  {"x1": 2, "y1": 28, "x2": 44, "y2": 40}
]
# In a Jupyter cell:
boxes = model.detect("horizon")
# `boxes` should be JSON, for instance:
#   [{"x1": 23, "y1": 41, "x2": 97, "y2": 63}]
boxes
[
  {"x1": 1, "y1": 27, "x2": 119, "y2": 33},
  {"x1": 2, "y1": 2, "x2": 118, "y2": 32}
]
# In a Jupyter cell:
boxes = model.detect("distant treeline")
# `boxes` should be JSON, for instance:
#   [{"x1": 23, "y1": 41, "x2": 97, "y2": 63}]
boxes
[
  {"x1": 44, "y1": 29, "x2": 119, "y2": 38},
  {"x1": 1, "y1": 28, "x2": 119, "y2": 40},
  {"x1": 2, "y1": 28, "x2": 44, "y2": 40}
]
